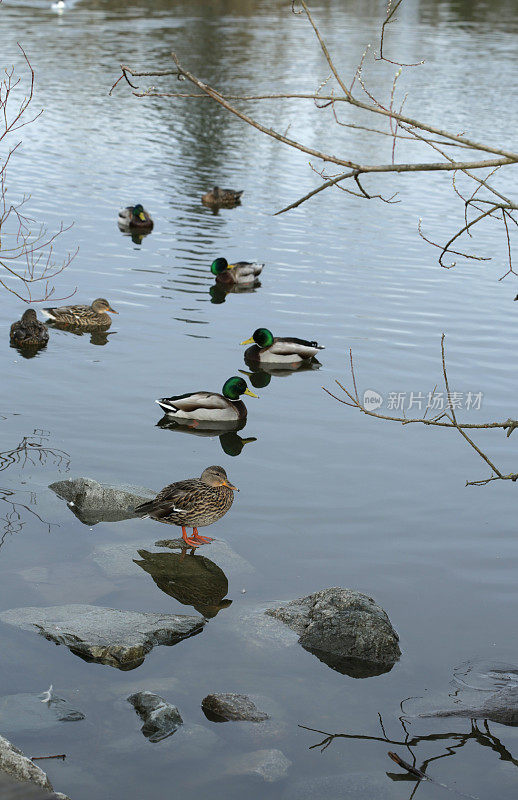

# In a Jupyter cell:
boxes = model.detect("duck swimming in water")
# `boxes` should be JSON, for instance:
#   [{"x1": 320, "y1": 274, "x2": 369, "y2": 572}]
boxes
[
  {"x1": 41, "y1": 298, "x2": 118, "y2": 329},
  {"x1": 202, "y1": 187, "x2": 243, "y2": 207},
  {"x1": 156, "y1": 376, "x2": 258, "y2": 427},
  {"x1": 211, "y1": 257, "x2": 263, "y2": 287},
  {"x1": 241, "y1": 327, "x2": 324, "y2": 365},
  {"x1": 118, "y1": 204, "x2": 154, "y2": 232},
  {"x1": 10, "y1": 309, "x2": 49, "y2": 348},
  {"x1": 134, "y1": 465, "x2": 238, "y2": 548}
]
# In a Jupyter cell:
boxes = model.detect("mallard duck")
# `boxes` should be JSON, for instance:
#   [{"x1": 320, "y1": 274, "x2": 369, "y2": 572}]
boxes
[
  {"x1": 118, "y1": 204, "x2": 154, "y2": 231},
  {"x1": 156, "y1": 376, "x2": 258, "y2": 426},
  {"x1": 210, "y1": 258, "x2": 263, "y2": 287},
  {"x1": 10, "y1": 309, "x2": 49, "y2": 348},
  {"x1": 241, "y1": 327, "x2": 325, "y2": 365},
  {"x1": 41, "y1": 298, "x2": 118, "y2": 329},
  {"x1": 134, "y1": 465, "x2": 238, "y2": 547},
  {"x1": 202, "y1": 187, "x2": 243, "y2": 206}
]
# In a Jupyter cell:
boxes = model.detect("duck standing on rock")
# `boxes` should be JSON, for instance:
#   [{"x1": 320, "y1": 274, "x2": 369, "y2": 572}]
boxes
[
  {"x1": 118, "y1": 204, "x2": 154, "y2": 232},
  {"x1": 156, "y1": 376, "x2": 258, "y2": 427},
  {"x1": 10, "y1": 309, "x2": 49, "y2": 349},
  {"x1": 134, "y1": 466, "x2": 238, "y2": 548},
  {"x1": 241, "y1": 327, "x2": 325, "y2": 366},
  {"x1": 210, "y1": 257, "x2": 263, "y2": 287},
  {"x1": 41, "y1": 298, "x2": 118, "y2": 329}
]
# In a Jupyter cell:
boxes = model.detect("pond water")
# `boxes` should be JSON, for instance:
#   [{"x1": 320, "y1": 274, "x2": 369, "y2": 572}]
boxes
[{"x1": 1, "y1": 0, "x2": 518, "y2": 798}]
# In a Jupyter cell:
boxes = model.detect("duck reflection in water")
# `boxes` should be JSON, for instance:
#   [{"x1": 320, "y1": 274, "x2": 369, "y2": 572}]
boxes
[
  {"x1": 134, "y1": 548, "x2": 232, "y2": 619},
  {"x1": 209, "y1": 281, "x2": 261, "y2": 306},
  {"x1": 239, "y1": 356, "x2": 321, "y2": 392},
  {"x1": 156, "y1": 416, "x2": 257, "y2": 457}
]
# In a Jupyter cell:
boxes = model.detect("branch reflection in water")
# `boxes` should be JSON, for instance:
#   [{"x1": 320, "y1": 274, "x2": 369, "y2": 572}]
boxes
[
  {"x1": 0, "y1": 429, "x2": 70, "y2": 548},
  {"x1": 301, "y1": 701, "x2": 518, "y2": 800},
  {"x1": 134, "y1": 547, "x2": 232, "y2": 619}
]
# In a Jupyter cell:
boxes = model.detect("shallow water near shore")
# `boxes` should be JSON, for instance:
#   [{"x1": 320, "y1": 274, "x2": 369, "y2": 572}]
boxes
[{"x1": 1, "y1": 0, "x2": 518, "y2": 798}]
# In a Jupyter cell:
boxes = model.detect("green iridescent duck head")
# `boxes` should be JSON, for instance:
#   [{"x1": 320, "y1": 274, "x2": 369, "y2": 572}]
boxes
[
  {"x1": 222, "y1": 376, "x2": 258, "y2": 401},
  {"x1": 211, "y1": 257, "x2": 229, "y2": 276},
  {"x1": 240, "y1": 328, "x2": 274, "y2": 348},
  {"x1": 132, "y1": 204, "x2": 147, "y2": 221}
]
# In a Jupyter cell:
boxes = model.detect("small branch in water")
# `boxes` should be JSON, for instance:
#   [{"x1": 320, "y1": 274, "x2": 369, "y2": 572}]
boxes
[{"x1": 31, "y1": 754, "x2": 66, "y2": 761}]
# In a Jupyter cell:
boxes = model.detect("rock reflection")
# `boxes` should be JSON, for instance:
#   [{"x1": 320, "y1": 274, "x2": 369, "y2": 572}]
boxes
[
  {"x1": 134, "y1": 548, "x2": 232, "y2": 618},
  {"x1": 156, "y1": 416, "x2": 257, "y2": 457}
]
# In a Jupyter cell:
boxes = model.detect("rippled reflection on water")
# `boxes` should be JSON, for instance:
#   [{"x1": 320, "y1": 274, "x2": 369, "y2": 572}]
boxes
[{"x1": 1, "y1": 0, "x2": 518, "y2": 798}]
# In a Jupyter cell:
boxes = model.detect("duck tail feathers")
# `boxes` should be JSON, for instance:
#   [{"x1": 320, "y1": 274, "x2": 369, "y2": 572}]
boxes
[
  {"x1": 134, "y1": 500, "x2": 153, "y2": 515},
  {"x1": 156, "y1": 398, "x2": 178, "y2": 414}
]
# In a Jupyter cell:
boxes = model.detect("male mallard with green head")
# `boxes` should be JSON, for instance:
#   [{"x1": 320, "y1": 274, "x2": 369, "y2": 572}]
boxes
[
  {"x1": 41, "y1": 298, "x2": 118, "y2": 329},
  {"x1": 241, "y1": 327, "x2": 325, "y2": 365},
  {"x1": 134, "y1": 465, "x2": 238, "y2": 547},
  {"x1": 10, "y1": 309, "x2": 49, "y2": 348},
  {"x1": 202, "y1": 187, "x2": 243, "y2": 207},
  {"x1": 211, "y1": 257, "x2": 263, "y2": 287},
  {"x1": 118, "y1": 204, "x2": 154, "y2": 231},
  {"x1": 156, "y1": 376, "x2": 258, "y2": 426}
]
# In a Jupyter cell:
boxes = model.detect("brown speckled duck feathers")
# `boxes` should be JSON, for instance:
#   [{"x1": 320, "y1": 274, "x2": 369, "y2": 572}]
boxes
[
  {"x1": 41, "y1": 298, "x2": 117, "y2": 329},
  {"x1": 134, "y1": 466, "x2": 237, "y2": 529}
]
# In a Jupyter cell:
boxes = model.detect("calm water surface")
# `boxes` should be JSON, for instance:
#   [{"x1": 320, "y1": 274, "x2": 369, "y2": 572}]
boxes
[{"x1": 1, "y1": 0, "x2": 518, "y2": 798}]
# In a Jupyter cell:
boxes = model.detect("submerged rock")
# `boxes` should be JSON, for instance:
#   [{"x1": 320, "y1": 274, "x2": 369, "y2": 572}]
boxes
[
  {"x1": 266, "y1": 587, "x2": 401, "y2": 677},
  {"x1": 201, "y1": 693, "x2": 269, "y2": 723},
  {"x1": 0, "y1": 604, "x2": 204, "y2": 670},
  {"x1": 417, "y1": 659, "x2": 518, "y2": 727},
  {"x1": 225, "y1": 748, "x2": 291, "y2": 782},
  {"x1": 0, "y1": 690, "x2": 84, "y2": 734},
  {"x1": 422, "y1": 687, "x2": 518, "y2": 726},
  {"x1": 49, "y1": 477, "x2": 154, "y2": 525},
  {"x1": 155, "y1": 537, "x2": 255, "y2": 577},
  {"x1": 127, "y1": 692, "x2": 183, "y2": 742},
  {"x1": 0, "y1": 733, "x2": 70, "y2": 797}
]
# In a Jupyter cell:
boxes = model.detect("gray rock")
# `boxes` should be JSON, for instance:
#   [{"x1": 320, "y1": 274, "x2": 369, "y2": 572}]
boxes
[
  {"x1": 0, "y1": 604, "x2": 204, "y2": 670},
  {"x1": 201, "y1": 693, "x2": 269, "y2": 723},
  {"x1": 225, "y1": 748, "x2": 291, "y2": 782},
  {"x1": 49, "y1": 477, "x2": 154, "y2": 525},
  {"x1": 90, "y1": 542, "x2": 159, "y2": 578},
  {"x1": 127, "y1": 692, "x2": 183, "y2": 742},
  {"x1": 0, "y1": 692, "x2": 84, "y2": 734},
  {"x1": 266, "y1": 587, "x2": 400, "y2": 677},
  {"x1": 422, "y1": 686, "x2": 518, "y2": 727},
  {"x1": 282, "y1": 772, "x2": 396, "y2": 799},
  {"x1": 0, "y1": 733, "x2": 58, "y2": 794}
]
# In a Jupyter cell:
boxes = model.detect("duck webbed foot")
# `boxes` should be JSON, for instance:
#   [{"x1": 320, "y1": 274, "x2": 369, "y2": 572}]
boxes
[
  {"x1": 191, "y1": 527, "x2": 214, "y2": 544},
  {"x1": 181, "y1": 526, "x2": 202, "y2": 548}
]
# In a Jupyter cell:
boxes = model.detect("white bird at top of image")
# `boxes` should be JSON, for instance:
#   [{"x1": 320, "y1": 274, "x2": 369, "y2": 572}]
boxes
[{"x1": 51, "y1": 0, "x2": 66, "y2": 11}]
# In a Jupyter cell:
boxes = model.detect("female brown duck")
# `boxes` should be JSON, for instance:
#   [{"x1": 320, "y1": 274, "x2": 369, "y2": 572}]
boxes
[
  {"x1": 134, "y1": 466, "x2": 238, "y2": 548},
  {"x1": 41, "y1": 298, "x2": 118, "y2": 329},
  {"x1": 10, "y1": 309, "x2": 49, "y2": 348}
]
